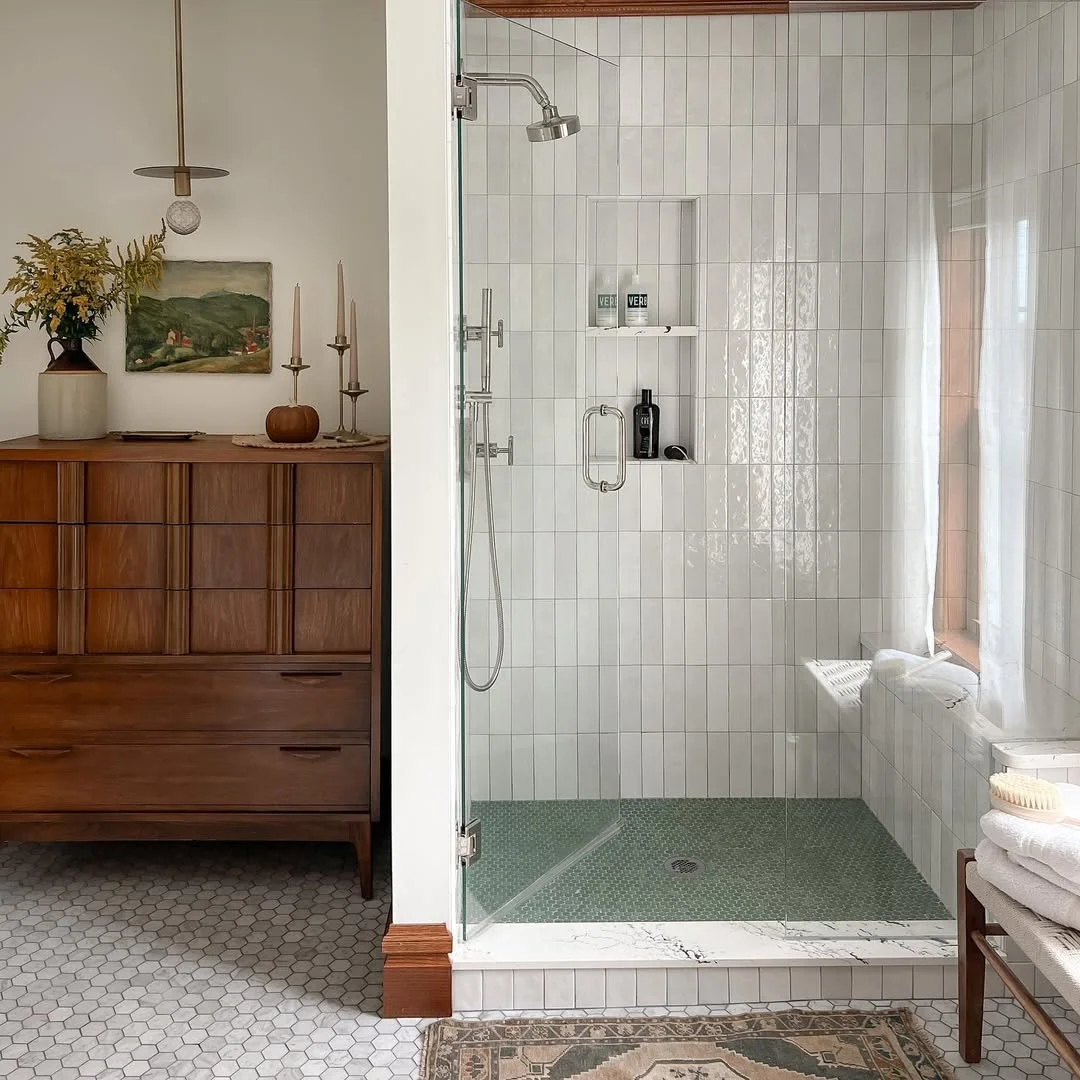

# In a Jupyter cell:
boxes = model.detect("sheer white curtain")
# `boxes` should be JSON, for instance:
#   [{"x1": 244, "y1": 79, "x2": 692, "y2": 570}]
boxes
[
  {"x1": 977, "y1": 174, "x2": 1036, "y2": 729},
  {"x1": 881, "y1": 185, "x2": 941, "y2": 658}
]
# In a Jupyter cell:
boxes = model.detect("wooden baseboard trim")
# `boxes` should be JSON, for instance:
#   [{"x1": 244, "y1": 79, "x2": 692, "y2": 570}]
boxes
[{"x1": 382, "y1": 923, "x2": 453, "y2": 1018}]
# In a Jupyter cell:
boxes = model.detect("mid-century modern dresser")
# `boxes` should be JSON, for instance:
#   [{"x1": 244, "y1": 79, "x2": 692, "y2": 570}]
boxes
[{"x1": 0, "y1": 435, "x2": 385, "y2": 897}]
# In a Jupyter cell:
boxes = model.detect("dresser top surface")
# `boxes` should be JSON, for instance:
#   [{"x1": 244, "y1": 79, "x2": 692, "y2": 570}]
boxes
[{"x1": 0, "y1": 435, "x2": 388, "y2": 464}]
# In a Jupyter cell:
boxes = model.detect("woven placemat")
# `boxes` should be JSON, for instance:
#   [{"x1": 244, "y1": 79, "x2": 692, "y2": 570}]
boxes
[{"x1": 232, "y1": 433, "x2": 386, "y2": 450}]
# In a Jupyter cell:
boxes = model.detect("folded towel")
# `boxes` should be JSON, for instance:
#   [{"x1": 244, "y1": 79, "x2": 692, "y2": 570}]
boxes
[
  {"x1": 980, "y1": 784, "x2": 1080, "y2": 886},
  {"x1": 976, "y1": 838, "x2": 1080, "y2": 930},
  {"x1": 1008, "y1": 848, "x2": 1080, "y2": 896},
  {"x1": 871, "y1": 648, "x2": 979, "y2": 690}
]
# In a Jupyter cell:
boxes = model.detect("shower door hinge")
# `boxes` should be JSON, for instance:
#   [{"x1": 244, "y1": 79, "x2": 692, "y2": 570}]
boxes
[
  {"x1": 453, "y1": 75, "x2": 477, "y2": 121},
  {"x1": 458, "y1": 819, "x2": 482, "y2": 867}
]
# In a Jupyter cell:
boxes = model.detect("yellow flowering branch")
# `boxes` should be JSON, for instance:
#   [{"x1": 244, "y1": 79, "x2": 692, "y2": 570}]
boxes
[{"x1": 0, "y1": 223, "x2": 167, "y2": 362}]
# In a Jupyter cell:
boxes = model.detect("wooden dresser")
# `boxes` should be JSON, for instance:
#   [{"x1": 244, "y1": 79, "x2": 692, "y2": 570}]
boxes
[{"x1": 0, "y1": 435, "x2": 385, "y2": 897}]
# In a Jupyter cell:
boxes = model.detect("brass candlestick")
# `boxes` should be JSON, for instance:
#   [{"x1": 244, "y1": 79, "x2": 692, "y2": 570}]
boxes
[
  {"x1": 284, "y1": 356, "x2": 310, "y2": 403},
  {"x1": 265, "y1": 355, "x2": 320, "y2": 444},
  {"x1": 338, "y1": 381, "x2": 370, "y2": 443},
  {"x1": 326, "y1": 335, "x2": 351, "y2": 438}
]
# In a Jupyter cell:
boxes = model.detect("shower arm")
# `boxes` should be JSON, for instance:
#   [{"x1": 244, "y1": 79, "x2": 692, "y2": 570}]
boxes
[{"x1": 463, "y1": 71, "x2": 552, "y2": 111}]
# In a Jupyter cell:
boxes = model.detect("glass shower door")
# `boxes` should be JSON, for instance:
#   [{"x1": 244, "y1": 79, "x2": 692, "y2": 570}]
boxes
[{"x1": 455, "y1": 4, "x2": 622, "y2": 938}]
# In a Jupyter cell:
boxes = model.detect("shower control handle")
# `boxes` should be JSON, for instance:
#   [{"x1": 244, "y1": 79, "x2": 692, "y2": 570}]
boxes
[{"x1": 477, "y1": 435, "x2": 514, "y2": 466}]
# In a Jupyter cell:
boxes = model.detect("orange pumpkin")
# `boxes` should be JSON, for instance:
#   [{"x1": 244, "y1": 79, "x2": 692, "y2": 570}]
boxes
[{"x1": 265, "y1": 404, "x2": 320, "y2": 443}]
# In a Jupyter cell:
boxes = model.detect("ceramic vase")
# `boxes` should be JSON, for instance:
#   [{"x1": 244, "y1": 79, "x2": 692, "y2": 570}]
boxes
[{"x1": 38, "y1": 338, "x2": 108, "y2": 441}]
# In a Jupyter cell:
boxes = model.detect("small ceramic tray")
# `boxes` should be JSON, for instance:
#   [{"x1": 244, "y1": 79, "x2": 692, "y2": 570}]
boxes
[{"x1": 114, "y1": 431, "x2": 205, "y2": 441}]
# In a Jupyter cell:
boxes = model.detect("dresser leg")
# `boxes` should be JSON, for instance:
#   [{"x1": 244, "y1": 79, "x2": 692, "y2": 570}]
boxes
[{"x1": 350, "y1": 821, "x2": 373, "y2": 899}]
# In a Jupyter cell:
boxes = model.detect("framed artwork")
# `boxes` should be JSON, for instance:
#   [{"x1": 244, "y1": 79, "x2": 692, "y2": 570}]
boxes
[{"x1": 125, "y1": 260, "x2": 272, "y2": 373}]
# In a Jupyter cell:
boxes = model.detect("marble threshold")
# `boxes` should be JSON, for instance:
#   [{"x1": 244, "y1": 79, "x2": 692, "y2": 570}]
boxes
[{"x1": 453, "y1": 919, "x2": 958, "y2": 970}]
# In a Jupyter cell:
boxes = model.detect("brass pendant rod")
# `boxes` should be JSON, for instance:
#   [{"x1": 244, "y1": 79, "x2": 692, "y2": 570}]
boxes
[{"x1": 174, "y1": 0, "x2": 186, "y2": 168}]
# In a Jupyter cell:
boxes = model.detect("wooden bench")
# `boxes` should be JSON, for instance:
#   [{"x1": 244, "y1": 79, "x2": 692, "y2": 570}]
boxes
[{"x1": 958, "y1": 849, "x2": 1080, "y2": 1073}]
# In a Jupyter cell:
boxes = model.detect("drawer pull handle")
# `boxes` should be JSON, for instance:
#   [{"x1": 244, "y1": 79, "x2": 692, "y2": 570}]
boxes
[
  {"x1": 279, "y1": 746, "x2": 342, "y2": 759},
  {"x1": 279, "y1": 672, "x2": 344, "y2": 685},
  {"x1": 8, "y1": 672, "x2": 73, "y2": 684},
  {"x1": 9, "y1": 747, "x2": 74, "y2": 758}
]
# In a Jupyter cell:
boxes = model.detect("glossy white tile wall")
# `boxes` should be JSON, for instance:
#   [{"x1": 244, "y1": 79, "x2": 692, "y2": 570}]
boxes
[
  {"x1": 453, "y1": 962, "x2": 964, "y2": 1011},
  {"x1": 461, "y1": 8, "x2": 975, "y2": 801},
  {"x1": 973, "y1": 1, "x2": 1080, "y2": 730},
  {"x1": 861, "y1": 671, "x2": 992, "y2": 915}
]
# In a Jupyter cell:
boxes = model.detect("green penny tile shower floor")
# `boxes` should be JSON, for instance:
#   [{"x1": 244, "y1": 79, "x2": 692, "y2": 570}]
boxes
[{"x1": 464, "y1": 799, "x2": 950, "y2": 924}]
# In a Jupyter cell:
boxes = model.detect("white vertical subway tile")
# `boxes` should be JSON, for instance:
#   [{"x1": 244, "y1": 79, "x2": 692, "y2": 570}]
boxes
[
  {"x1": 482, "y1": 970, "x2": 515, "y2": 1011},
  {"x1": 605, "y1": 968, "x2": 637, "y2": 1007},
  {"x1": 728, "y1": 967, "x2": 761, "y2": 1004},
  {"x1": 454, "y1": 970, "x2": 484, "y2": 1012}
]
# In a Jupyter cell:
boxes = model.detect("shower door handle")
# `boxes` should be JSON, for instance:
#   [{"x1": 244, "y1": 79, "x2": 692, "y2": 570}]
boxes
[{"x1": 581, "y1": 404, "x2": 626, "y2": 493}]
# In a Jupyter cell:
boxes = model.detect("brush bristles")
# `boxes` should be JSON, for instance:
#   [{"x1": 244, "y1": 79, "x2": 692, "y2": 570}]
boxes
[{"x1": 990, "y1": 772, "x2": 1062, "y2": 811}]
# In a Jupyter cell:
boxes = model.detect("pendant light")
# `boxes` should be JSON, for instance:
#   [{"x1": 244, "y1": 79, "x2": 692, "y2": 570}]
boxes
[{"x1": 135, "y1": 0, "x2": 228, "y2": 235}]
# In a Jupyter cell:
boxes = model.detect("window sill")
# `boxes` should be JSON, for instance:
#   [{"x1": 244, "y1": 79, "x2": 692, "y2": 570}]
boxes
[{"x1": 935, "y1": 630, "x2": 980, "y2": 675}]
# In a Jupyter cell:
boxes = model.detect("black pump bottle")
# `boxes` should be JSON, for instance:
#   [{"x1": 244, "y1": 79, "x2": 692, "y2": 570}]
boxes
[{"x1": 633, "y1": 389, "x2": 660, "y2": 459}]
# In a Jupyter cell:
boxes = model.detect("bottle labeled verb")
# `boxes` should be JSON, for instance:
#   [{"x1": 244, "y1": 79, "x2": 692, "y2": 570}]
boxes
[
  {"x1": 624, "y1": 270, "x2": 649, "y2": 327},
  {"x1": 595, "y1": 271, "x2": 618, "y2": 328}
]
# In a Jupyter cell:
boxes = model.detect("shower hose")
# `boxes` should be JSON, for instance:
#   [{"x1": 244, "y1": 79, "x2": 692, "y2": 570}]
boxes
[{"x1": 462, "y1": 398, "x2": 505, "y2": 693}]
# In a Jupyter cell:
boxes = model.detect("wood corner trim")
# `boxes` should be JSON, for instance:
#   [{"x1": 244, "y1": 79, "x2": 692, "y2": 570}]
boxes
[{"x1": 382, "y1": 923, "x2": 454, "y2": 1018}]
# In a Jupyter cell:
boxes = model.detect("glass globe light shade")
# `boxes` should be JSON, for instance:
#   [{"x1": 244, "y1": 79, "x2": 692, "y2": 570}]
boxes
[{"x1": 166, "y1": 199, "x2": 201, "y2": 235}]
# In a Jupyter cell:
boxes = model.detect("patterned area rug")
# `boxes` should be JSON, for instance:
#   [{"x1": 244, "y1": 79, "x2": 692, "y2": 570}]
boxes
[{"x1": 421, "y1": 1010, "x2": 955, "y2": 1079}]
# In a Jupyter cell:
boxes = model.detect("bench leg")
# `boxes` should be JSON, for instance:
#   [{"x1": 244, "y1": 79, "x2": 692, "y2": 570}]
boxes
[{"x1": 958, "y1": 848, "x2": 986, "y2": 1064}]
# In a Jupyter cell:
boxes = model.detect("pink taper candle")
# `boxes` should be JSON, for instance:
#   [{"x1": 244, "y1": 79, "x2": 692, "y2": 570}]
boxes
[
  {"x1": 291, "y1": 283, "x2": 301, "y2": 357},
  {"x1": 349, "y1": 300, "x2": 359, "y2": 385},
  {"x1": 336, "y1": 261, "x2": 346, "y2": 338}
]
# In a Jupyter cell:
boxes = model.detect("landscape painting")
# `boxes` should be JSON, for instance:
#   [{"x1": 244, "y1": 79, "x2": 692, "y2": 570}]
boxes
[{"x1": 125, "y1": 261, "x2": 271, "y2": 373}]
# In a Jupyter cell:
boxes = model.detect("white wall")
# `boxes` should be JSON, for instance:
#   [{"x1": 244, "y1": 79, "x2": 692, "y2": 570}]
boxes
[
  {"x1": 0, "y1": 0, "x2": 388, "y2": 439},
  {"x1": 386, "y1": 0, "x2": 459, "y2": 927}
]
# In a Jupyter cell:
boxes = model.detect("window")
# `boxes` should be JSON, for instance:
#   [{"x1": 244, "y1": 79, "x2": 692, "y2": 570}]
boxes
[{"x1": 934, "y1": 220, "x2": 982, "y2": 671}]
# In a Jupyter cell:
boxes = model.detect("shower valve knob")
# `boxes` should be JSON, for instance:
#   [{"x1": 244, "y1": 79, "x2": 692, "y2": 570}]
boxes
[{"x1": 477, "y1": 435, "x2": 514, "y2": 465}]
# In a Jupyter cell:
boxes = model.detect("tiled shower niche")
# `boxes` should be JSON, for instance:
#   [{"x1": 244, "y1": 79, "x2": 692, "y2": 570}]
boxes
[{"x1": 585, "y1": 196, "x2": 706, "y2": 464}]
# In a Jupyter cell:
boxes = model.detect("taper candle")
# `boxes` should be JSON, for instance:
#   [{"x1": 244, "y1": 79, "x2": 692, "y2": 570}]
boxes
[
  {"x1": 336, "y1": 261, "x2": 346, "y2": 338},
  {"x1": 349, "y1": 300, "x2": 359, "y2": 385},
  {"x1": 291, "y1": 283, "x2": 301, "y2": 357}
]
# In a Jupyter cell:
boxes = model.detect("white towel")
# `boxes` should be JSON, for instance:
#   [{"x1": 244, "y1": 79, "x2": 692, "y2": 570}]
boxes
[
  {"x1": 980, "y1": 784, "x2": 1080, "y2": 887},
  {"x1": 1009, "y1": 849, "x2": 1080, "y2": 896},
  {"x1": 976, "y1": 838, "x2": 1080, "y2": 930}
]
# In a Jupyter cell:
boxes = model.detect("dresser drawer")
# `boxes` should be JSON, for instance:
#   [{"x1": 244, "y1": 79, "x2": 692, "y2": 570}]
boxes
[
  {"x1": 0, "y1": 742, "x2": 370, "y2": 811},
  {"x1": 0, "y1": 665, "x2": 371, "y2": 739}
]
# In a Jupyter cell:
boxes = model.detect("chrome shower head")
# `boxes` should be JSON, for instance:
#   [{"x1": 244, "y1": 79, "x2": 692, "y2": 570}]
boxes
[
  {"x1": 463, "y1": 72, "x2": 582, "y2": 143},
  {"x1": 526, "y1": 105, "x2": 581, "y2": 143}
]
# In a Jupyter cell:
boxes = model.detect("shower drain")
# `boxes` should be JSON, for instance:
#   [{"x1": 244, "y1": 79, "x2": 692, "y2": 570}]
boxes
[{"x1": 665, "y1": 856, "x2": 703, "y2": 878}]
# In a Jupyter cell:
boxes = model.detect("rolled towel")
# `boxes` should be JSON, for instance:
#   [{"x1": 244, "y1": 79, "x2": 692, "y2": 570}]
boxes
[
  {"x1": 976, "y1": 838, "x2": 1080, "y2": 930},
  {"x1": 981, "y1": 784, "x2": 1080, "y2": 886}
]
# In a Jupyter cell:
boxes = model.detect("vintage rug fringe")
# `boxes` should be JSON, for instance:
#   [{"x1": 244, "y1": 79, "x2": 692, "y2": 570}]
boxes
[{"x1": 420, "y1": 1008, "x2": 955, "y2": 1080}]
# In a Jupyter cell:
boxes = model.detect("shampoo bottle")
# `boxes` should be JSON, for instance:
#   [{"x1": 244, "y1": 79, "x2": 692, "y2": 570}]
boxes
[
  {"x1": 595, "y1": 271, "x2": 618, "y2": 328},
  {"x1": 625, "y1": 270, "x2": 650, "y2": 327},
  {"x1": 633, "y1": 389, "x2": 660, "y2": 459}
]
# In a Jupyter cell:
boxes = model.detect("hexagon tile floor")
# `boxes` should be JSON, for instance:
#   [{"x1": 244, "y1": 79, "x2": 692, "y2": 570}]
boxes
[{"x1": 0, "y1": 837, "x2": 1077, "y2": 1079}]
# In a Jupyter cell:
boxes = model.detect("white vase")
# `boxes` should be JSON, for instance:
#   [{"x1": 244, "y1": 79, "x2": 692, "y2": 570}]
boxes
[{"x1": 38, "y1": 338, "x2": 108, "y2": 440}]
